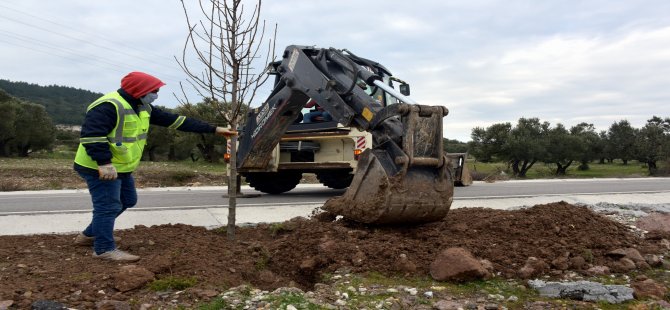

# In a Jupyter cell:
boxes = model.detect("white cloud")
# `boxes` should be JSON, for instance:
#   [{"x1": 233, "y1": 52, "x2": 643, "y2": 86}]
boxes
[
  {"x1": 0, "y1": 1, "x2": 668, "y2": 142},
  {"x1": 406, "y1": 23, "x2": 670, "y2": 141}
]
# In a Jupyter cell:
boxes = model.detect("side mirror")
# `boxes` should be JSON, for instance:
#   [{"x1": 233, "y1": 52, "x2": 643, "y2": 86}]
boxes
[{"x1": 399, "y1": 83, "x2": 410, "y2": 96}]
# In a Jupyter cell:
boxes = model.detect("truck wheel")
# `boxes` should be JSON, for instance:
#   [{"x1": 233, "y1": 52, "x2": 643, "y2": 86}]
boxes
[
  {"x1": 316, "y1": 170, "x2": 354, "y2": 189},
  {"x1": 244, "y1": 172, "x2": 302, "y2": 194}
]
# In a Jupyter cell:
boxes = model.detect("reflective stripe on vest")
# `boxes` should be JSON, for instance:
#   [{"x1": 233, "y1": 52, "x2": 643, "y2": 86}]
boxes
[{"x1": 168, "y1": 115, "x2": 186, "y2": 129}]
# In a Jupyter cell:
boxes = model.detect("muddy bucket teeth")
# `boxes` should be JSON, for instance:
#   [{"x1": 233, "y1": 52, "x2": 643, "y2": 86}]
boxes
[{"x1": 322, "y1": 149, "x2": 454, "y2": 224}]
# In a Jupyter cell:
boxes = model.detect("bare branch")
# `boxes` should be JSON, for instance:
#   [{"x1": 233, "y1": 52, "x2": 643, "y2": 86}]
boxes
[{"x1": 177, "y1": 0, "x2": 276, "y2": 126}]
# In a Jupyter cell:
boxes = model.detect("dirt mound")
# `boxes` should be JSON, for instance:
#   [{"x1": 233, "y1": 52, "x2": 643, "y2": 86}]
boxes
[{"x1": 0, "y1": 202, "x2": 666, "y2": 308}]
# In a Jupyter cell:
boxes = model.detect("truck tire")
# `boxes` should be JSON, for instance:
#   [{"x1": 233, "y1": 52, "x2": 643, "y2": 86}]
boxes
[
  {"x1": 244, "y1": 172, "x2": 302, "y2": 195},
  {"x1": 316, "y1": 170, "x2": 354, "y2": 189}
]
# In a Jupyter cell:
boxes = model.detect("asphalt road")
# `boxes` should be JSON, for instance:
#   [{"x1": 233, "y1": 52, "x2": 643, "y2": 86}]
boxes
[{"x1": 1, "y1": 178, "x2": 669, "y2": 215}]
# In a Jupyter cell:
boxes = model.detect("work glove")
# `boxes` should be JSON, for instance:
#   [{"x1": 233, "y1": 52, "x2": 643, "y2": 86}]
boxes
[
  {"x1": 98, "y1": 164, "x2": 118, "y2": 181},
  {"x1": 215, "y1": 127, "x2": 238, "y2": 137}
]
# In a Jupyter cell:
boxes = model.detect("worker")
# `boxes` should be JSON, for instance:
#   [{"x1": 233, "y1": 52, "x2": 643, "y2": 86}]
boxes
[
  {"x1": 303, "y1": 99, "x2": 332, "y2": 123},
  {"x1": 73, "y1": 71, "x2": 236, "y2": 262}
]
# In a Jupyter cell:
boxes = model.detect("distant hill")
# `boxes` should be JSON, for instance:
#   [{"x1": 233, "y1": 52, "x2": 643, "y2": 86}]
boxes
[{"x1": 0, "y1": 79, "x2": 102, "y2": 125}]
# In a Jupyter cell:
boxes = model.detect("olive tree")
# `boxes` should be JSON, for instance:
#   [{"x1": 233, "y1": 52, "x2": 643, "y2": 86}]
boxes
[
  {"x1": 635, "y1": 116, "x2": 670, "y2": 175},
  {"x1": 607, "y1": 120, "x2": 637, "y2": 164},
  {"x1": 506, "y1": 118, "x2": 549, "y2": 177},
  {"x1": 469, "y1": 123, "x2": 512, "y2": 163},
  {"x1": 546, "y1": 123, "x2": 582, "y2": 175},
  {"x1": 13, "y1": 102, "x2": 55, "y2": 157},
  {"x1": 0, "y1": 90, "x2": 54, "y2": 157},
  {"x1": 469, "y1": 118, "x2": 549, "y2": 177},
  {"x1": 0, "y1": 92, "x2": 19, "y2": 156},
  {"x1": 175, "y1": 100, "x2": 229, "y2": 162},
  {"x1": 570, "y1": 122, "x2": 602, "y2": 170}
]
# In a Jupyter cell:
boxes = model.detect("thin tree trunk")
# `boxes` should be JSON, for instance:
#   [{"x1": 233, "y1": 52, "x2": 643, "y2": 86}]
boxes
[
  {"x1": 177, "y1": 0, "x2": 275, "y2": 239},
  {"x1": 0, "y1": 141, "x2": 7, "y2": 157},
  {"x1": 512, "y1": 159, "x2": 520, "y2": 177},
  {"x1": 168, "y1": 145, "x2": 176, "y2": 161},
  {"x1": 148, "y1": 146, "x2": 156, "y2": 161},
  {"x1": 520, "y1": 159, "x2": 538, "y2": 177},
  {"x1": 579, "y1": 160, "x2": 589, "y2": 170},
  {"x1": 555, "y1": 160, "x2": 572, "y2": 175},
  {"x1": 18, "y1": 144, "x2": 30, "y2": 157},
  {"x1": 227, "y1": 122, "x2": 238, "y2": 240},
  {"x1": 518, "y1": 160, "x2": 529, "y2": 177},
  {"x1": 648, "y1": 161, "x2": 658, "y2": 175},
  {"x1": 555, "y1": 163, "x2": 563, "y2": 176}
]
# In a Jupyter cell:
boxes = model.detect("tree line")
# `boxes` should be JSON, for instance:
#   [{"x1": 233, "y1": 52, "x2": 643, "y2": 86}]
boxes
[
  {"x1": 0, "y1": 79, "x2": 101, "y2": 125},
  {"x1": 469, "y1": 117, "x2": 670, "y2": 176},
  {"x1": 2, "y1": 82, "x2": 668, "y2": 175},
  {"x1": 0, "y1": 88, "x2": 234, "y2": 161}
]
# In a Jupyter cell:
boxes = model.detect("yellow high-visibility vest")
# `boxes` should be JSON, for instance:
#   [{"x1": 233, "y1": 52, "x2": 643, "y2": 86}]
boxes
[{"x1": 74, "y1": 92, "x2": 151, "y2": 173}]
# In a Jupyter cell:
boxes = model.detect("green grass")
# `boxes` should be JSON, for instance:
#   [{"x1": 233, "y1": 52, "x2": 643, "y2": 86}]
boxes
[
  {"x1": 165, "y1": 269, "x2": 670, "y2": 309},
  {"x1": 326, "y1": 272, "x2": 658, "y2": 309},
  {"x1": 198, "y1": 297, "x2": 232, "y2": 310},
  {"x1": 0, "y1": 157, "x2": 73, "y2": 170},
  {"x1": 137, "y1": 160, "x2": 228, "y2": 174},
  {"x1": 1, "y1": 157, "x2": 653, "y2": 179},
  {"x1": 0, "y1": 155, "x2": 663, "y2": 192},
  {"x1": 268, "y1": 222, "x2": 297, "y2": 237},
  {"x1": 148, "y1": 276, "x2": 198, "y2": 291},
  {"x1": 3, "y1": 151, "x2": 663, "y2": 181},
  {"x1": 0, "y1": 156, "x2": 230, "y2": 189},
  {"x1": 324, "y1": 272, "x2": 537, "y2": 309},
  {"x1": 468, "y1": 159, "x2": 662, "y2": 179},
  {"x1": 0, "y1": 153, "x2": 665, "y2": 191},
  {"x1": 0, "y1": 157, "x2": 228, "y2": 173}
]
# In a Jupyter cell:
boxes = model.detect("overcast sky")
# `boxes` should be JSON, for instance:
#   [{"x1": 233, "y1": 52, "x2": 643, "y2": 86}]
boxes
[{"x1": 1, "y1": 0, "x2": 669, "y2": 141}]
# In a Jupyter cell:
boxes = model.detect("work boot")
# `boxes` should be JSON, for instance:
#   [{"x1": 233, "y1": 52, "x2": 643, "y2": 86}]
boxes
[
  {"x1": 93, "y1": 249, "x2": 140, "y2": 262},
  {"x1": 73, "y1": 233, "x2": 121, "y2": 246}
]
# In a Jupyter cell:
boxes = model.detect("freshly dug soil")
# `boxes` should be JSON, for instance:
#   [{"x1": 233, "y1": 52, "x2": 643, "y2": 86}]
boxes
[{"x1": 0, "y1": 202, "x2": 666, "y2": 308}]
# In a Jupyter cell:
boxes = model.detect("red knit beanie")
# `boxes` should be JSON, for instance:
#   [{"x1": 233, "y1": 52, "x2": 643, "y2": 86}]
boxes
[{"x1": 120, "y1": 72, "x2": 166, "y2": 98}]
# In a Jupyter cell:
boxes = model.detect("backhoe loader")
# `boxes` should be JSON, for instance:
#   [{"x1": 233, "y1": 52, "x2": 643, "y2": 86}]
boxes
[{"x1": 233, "y1": 45, "x2": 469, "y2": 224}]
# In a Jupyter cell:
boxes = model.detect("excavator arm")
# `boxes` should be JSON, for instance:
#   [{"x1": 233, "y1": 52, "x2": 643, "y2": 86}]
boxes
[
  {"x1": 237, "y1": 45, "x2": 454, "y2": 224},
  {"x1": 237, "y1": 46, "x2": 387, "y2": 170}
]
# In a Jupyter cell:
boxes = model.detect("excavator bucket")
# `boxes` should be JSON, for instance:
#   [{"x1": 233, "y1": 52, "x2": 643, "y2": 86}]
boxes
[
  {"x1": 448, "y1": 153, "x2": 473, "y2": 186},
  {"x1": 323, "y1": 105, "x2": 454, "y2": 224}
]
